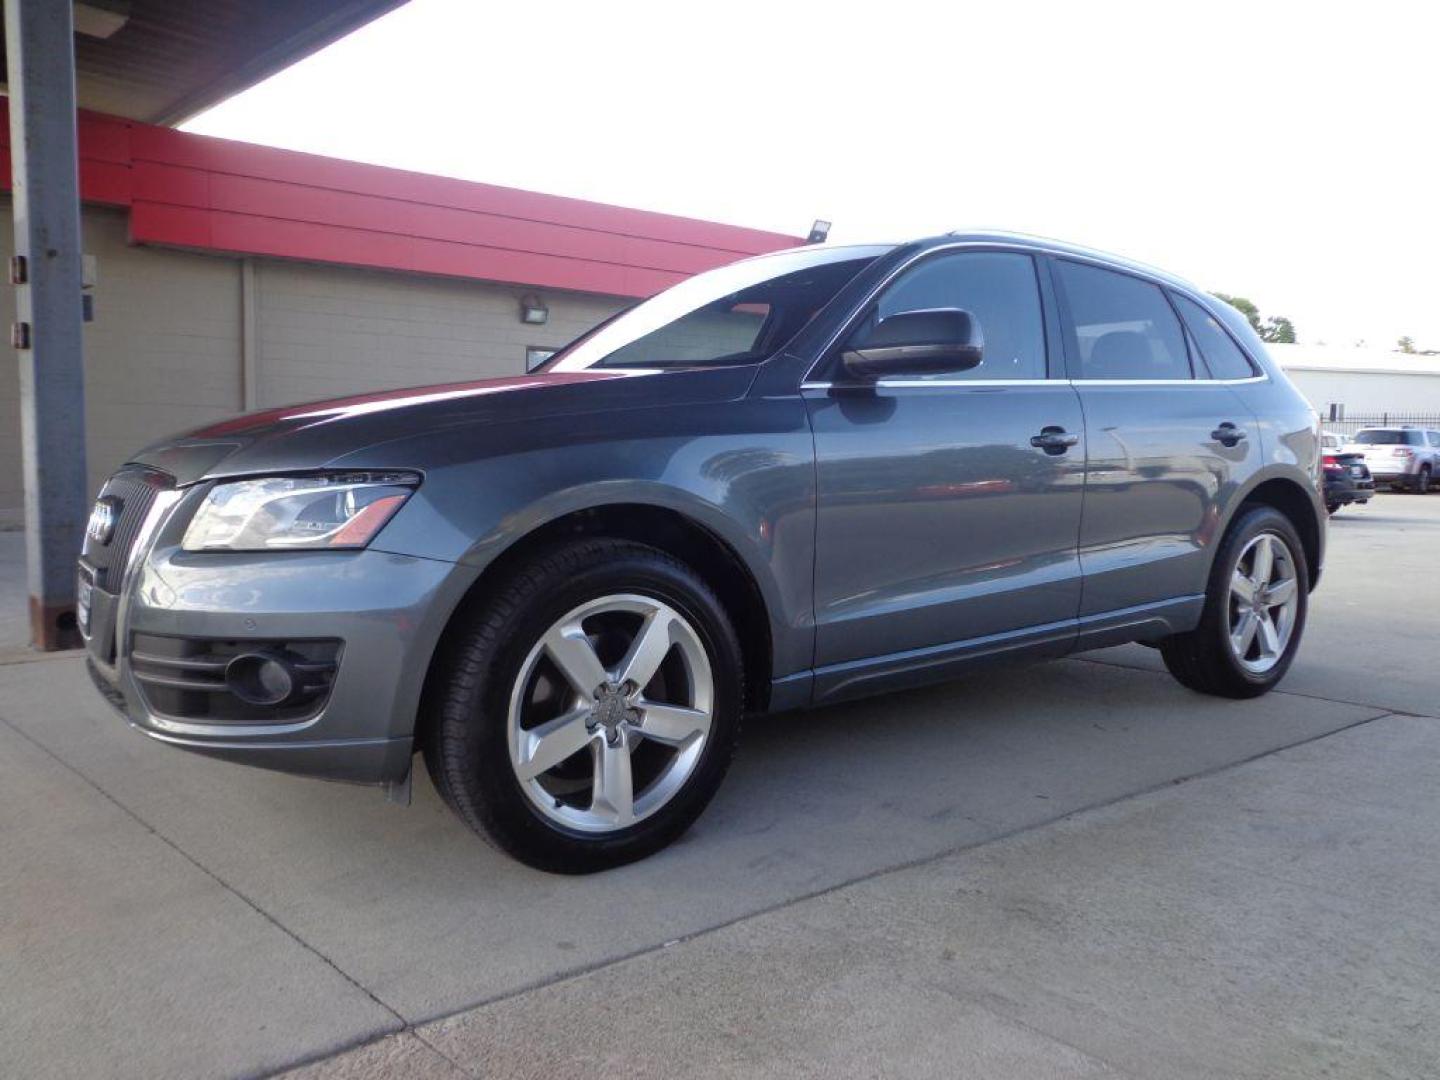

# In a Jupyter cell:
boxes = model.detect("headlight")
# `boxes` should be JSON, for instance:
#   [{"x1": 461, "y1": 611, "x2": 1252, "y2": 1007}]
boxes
[{"x1": 182, "y1": 472, "x2": 419, "y2": 552}]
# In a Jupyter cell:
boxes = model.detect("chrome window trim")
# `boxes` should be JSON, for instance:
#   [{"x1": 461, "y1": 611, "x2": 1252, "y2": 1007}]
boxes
[
  {"x1": 801, "y1": 374, "x2": 1270, "y2": 391},
  {"x1": 1071, "y1": 375, "x2": 1270, "y2": 387},
  {"x1": 802, "y1": 379, "x2": 1054, "y2": 390}
]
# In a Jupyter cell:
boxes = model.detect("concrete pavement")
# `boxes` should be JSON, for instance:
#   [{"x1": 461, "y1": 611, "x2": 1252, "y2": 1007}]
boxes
[
  {"x1": 0, "y1": 530, "x2": 25, "y2": 652},
  {"x1": 301, "y1": 712, "x2": 1440, "y2": 1080},
  {"x1": 1, "y1": 495, "x2": 1436, "y2": 1078}
]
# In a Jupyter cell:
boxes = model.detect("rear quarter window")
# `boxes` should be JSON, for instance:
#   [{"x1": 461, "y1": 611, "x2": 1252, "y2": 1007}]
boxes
[
  {"x1": 1170, "y1": 293, "x2": 1258, "y2": 380},
  {"x1": 1355, "y1": 430, "x2": 1421, "y2": 445}
]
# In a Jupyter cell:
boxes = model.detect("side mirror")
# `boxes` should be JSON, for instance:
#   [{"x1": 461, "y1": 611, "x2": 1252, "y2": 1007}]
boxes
[{"x1": 841, "y1": 308, "x2": 983, "y2": 381}]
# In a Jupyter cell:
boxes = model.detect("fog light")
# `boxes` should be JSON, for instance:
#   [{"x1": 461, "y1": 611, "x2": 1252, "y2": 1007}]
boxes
[{"x1": 226, "y1": 652, "x2": 298, "y2": 706}]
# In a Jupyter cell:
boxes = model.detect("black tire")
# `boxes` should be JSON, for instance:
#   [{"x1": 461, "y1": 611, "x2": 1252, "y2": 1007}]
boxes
[
  {"x1": 1418, "y1": 466, "x2": 1432, "y2": 494},
  {"x1": 422, "y1": 538, "x2": 743, "y2": 873},
  {"x1": 1159, "y1": 505, "x2": 1309, "y2": 699}
]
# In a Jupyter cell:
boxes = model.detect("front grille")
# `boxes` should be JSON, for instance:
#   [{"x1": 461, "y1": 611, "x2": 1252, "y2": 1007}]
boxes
[
  {"x1": 83, "y1": 467, "x2": 174, "y2": 585},
  {"x1": 129, "y1": 633, "x2": 342, "y2": 725}
]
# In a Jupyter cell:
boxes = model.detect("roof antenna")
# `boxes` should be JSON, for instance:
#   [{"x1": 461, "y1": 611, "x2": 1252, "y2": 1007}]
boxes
[{"x1": 805, "y1": 219, "x2": 831, "y2": 244}]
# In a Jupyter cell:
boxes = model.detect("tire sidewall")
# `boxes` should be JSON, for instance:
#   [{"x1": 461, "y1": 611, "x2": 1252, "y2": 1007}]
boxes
[
  {"x1": 1204, "y1": 506, "x2": 1309, "y2": 691},
  {"x1": 453, "y1": 545, "x2": 742, "y2": 872}
]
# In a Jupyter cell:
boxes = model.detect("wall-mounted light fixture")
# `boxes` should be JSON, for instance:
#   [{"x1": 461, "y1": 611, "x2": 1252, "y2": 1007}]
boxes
[
  {"x1": 73, "y1": 1, "x2": 131, "y2": 39},
  {"x1": 519, "y1": 294, "x2": 548, "y2": 325},
  {"x1": 806, "y1": 219, "x2": 832, "y2": 244}
]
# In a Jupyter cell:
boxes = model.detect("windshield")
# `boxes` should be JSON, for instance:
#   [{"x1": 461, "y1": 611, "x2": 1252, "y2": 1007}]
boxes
[
  {"x1": 1352, "y1": 430, "x2": 1421, "y2": 445},
  {"x1": 544, "y1": 245, "x2": 890, "y2": 372}
]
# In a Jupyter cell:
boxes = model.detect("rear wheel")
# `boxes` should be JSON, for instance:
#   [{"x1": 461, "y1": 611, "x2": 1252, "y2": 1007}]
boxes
[
  {"x1": 1160, "y1": 505, "x2": 1308, "y2": 699},
  {"x1": 1418, "y1": 466, "x2": 1432, "y2": 494},
  {"x1": 423, "y1": 539, "x2": 743, "y2": 873}
]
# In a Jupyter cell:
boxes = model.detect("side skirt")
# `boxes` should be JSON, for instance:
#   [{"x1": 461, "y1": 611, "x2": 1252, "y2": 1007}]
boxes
[{"x1": 770, "y1": 595, "x2": 1205, "y2": 710}]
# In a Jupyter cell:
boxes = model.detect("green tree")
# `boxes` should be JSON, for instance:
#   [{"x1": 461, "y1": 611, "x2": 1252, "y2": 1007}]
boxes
[
  {"x1": 1213, "y1": 293, "x2": 1297, "y2": 343},
  {"x1": 1213, "y1": 293, "x2": 1261, "y2": 333},
  {"x1": 1262, "y1": 316, "x2": 1296, "y2": 344},
  {"x1": 1398, "y1": 336, "x2": 1416, "y2": 354}
]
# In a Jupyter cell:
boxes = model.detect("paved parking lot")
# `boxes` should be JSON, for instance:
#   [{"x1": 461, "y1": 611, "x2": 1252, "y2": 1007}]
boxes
[{"x1": 1, "y1": 495, "x2": 1437, "y2": 1078}]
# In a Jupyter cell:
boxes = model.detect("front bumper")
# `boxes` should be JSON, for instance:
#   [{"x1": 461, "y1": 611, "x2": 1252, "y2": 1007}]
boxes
[{"x1": 83, "y1": 486, "x2": 478, "y2": 785}]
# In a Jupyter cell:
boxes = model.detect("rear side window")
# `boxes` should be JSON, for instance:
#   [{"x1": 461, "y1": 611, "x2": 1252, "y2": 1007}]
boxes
[
  {"x1": 1056, "y1": 260, "x2": 1191, "y2": 381},
  {"x1": 1354, "y1": 430, "x2": 1422, "y2": 446},
  {"x1": 1171, "y1": 293, "x2": 1257, "y2": 380},
  {"x1": 866, "y1": 251, "x2": 1047, "y2": 380}
]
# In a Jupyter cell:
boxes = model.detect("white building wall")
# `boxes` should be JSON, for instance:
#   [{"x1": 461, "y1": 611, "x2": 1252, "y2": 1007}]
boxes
[
  {"x1": 1269, "y1": 344, "x2": 1440, "y2": 418},
  {"x1": 1280, "y1": 368, "x2": 1440, "y2": 417}
]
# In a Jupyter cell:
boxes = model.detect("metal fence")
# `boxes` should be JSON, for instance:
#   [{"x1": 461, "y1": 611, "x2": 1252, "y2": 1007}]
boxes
[{"x1": 1319, "y1": 412, "x2": 1440, "y2": 438}]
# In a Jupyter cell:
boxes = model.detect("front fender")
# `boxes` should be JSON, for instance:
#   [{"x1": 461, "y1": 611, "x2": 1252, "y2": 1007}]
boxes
[{"x1": 361, "y1": 397, "x2": 818, "y2": 679}]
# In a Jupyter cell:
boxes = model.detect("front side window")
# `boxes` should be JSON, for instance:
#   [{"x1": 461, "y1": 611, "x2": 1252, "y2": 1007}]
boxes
[
  {"x1": 1056, "y1": 260, "x2": 1191, "y2": 381},
  {"x1": 545, "y1": 246, "x2": 889, "y2": 372},
  {"x1": 1171, "y1": 293, "x2": 1257, "y2": 380},
  {"x1": 1428, "y1": 432, "x2": 1440, "y2": 448},
  {"x1": 854, "y1": 251, "x2": 1047, "y2": 380}
]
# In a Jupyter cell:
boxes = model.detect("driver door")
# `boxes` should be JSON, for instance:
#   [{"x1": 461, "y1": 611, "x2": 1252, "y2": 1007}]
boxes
[{"x1": 805, "y1": 249, "x2": 1086, "y2": 701}]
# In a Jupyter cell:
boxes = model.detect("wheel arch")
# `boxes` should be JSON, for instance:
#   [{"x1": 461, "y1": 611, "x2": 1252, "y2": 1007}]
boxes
[
  {"x1": 415, "y1": 499, "x2": 779, "y2": 754},
  {"x1": 1224, "y1": 472, "x2": 1324, "y2": 590}
]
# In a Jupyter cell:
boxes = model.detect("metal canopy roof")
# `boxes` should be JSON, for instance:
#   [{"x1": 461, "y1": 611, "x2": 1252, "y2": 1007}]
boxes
[{"x1": 1, "y1": 0, "x2": 406, "y2": 125}]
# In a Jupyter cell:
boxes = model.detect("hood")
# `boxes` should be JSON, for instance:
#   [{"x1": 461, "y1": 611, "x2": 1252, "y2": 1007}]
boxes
[{"x1": 131, "y1": 366, "x2": 756, "y2": 484}]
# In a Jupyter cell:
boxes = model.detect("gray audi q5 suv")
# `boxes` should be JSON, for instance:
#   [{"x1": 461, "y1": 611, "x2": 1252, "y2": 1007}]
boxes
[{"x1": 81, "y1": 233, "x2": 1324, "y2": 871}]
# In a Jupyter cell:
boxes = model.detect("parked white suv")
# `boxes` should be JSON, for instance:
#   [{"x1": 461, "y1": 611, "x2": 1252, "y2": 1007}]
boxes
[{"x1": 1344, "y1": 427, "x2": 1440, "y2": 492}]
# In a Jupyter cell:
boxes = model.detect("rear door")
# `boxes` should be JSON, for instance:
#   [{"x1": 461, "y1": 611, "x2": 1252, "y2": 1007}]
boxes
[
  {"x1": 1050, "y1": 258, "x2": 1261, "y2": 629},
  {"x1": 806, "y1": 248, "x2": 1086, "y2": 695}
]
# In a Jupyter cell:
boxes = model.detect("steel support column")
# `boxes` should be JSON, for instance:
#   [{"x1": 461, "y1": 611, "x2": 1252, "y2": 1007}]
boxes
[{"x1": 4, "y1": 0, "x2": 88, "y2": 649}]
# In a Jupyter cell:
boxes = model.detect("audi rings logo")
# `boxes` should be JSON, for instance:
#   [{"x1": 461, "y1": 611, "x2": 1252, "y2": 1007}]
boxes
[{"x1": 87, "y1": 497, "x2": 120, "y2": 546}]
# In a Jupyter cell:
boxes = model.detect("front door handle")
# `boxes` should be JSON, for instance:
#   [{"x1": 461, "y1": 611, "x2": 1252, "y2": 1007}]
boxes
[
  {"x1": 1030, "y1": 426, "x2": 1080, "y2": 455},
  {"x1": 1211, "y1": 422, "x2": 1247, "y2": 447}
]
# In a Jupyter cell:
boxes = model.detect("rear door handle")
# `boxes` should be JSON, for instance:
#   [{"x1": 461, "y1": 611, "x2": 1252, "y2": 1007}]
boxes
[
  {"x1": 1030, "y1": 426, "x2": 1080, "y2": 454},
  {"x1": 1211, "y1": 422, "x2": 1247, "y2": 447}
]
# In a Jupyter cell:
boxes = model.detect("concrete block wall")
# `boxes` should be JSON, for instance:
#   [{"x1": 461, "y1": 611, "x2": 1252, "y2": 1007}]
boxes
[
  {"x1": 1, "y1": 198, "x2": 630, "y2": 525},
  {"x1": 254, "y1": 261, "x2": 624, "y2": 406},
  {"x1": 1, "y1": 206, "x2": 243, "y2": 524}
]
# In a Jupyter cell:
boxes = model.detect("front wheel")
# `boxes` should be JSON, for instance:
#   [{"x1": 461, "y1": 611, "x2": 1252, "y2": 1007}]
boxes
[
  {"x1": 1160, "y1": 505, "x2": 1308, "y2": 699},
  {"x1": 1418, "y1": 466, "x2": 1432, "y2": 494},
  {"x1": 422, "y1": 539, "x2": 743, "y2": 873}
]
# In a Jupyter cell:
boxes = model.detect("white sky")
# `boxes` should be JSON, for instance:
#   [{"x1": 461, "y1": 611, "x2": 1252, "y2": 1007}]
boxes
[{"x1": 184, "y1": 0, "x2": 1437, "y2": 350}]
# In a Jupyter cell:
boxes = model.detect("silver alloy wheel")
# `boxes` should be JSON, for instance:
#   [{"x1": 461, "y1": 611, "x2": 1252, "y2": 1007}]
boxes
[
  {"x1": 507, "y1": 594, "x2": 713, "y2": 833},
  {"x1": 1227, "y1": 532, "x2": 1300, "y2": 674}
]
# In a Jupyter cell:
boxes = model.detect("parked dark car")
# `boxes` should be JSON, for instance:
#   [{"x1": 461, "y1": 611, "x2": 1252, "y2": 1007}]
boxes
[
  {"x1": 80, "y1": 233, "x2": 1325, "y2": 871},
  {"x1": 1322, "y1": 449, "x2": 1374, "y2": 513}
]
